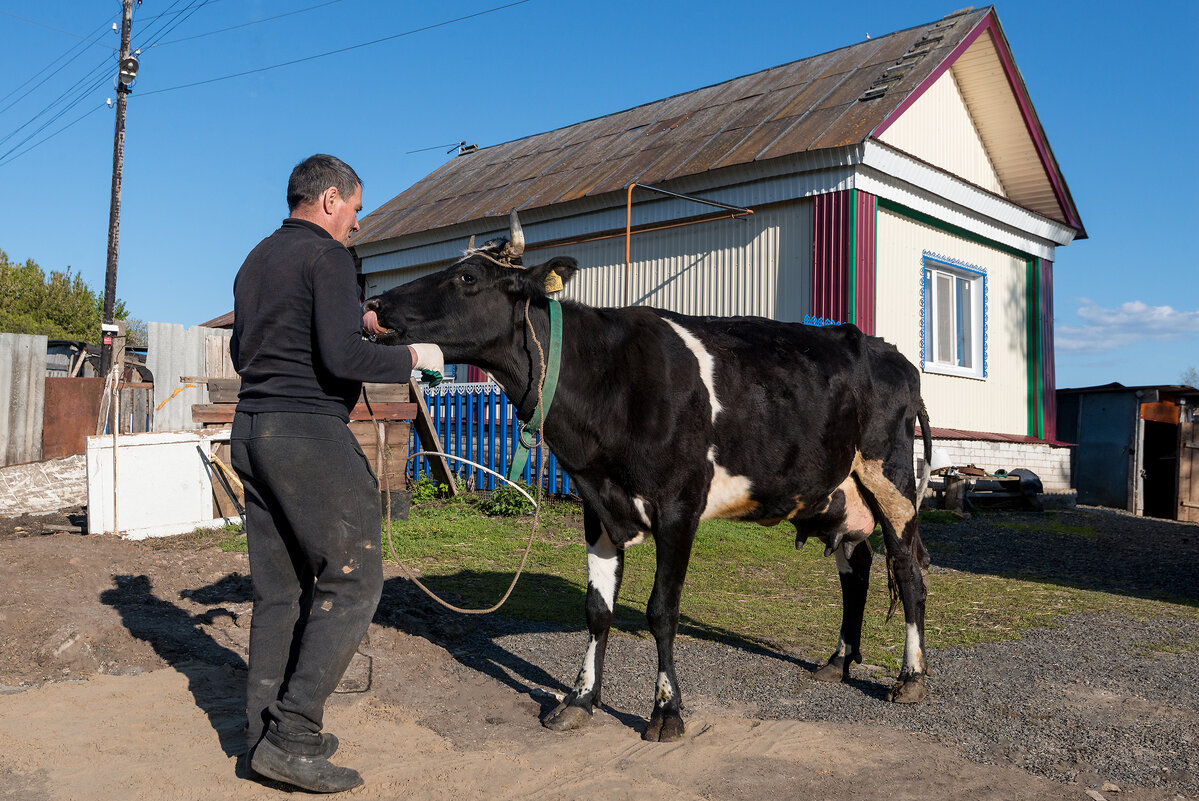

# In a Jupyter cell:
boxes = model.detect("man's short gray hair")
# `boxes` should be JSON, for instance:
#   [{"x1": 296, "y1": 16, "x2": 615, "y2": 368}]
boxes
[{"x1": 287, "y1": 154, "x2": 362, "y2": 212}]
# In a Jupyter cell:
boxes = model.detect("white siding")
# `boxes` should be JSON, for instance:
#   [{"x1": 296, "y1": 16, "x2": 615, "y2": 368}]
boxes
[
  {"x1": 552, "y1": 200, "x2": 811, "y2": 319},
  {"x1": 364, "y1": 201, "x2": 813, "y2": 321},
  {"x1": 875, "y1": 208, "x2": 1029, "y2": 436},
  {"x1": 879, "y1": 68, "x2": 1005, "y2": 195}
]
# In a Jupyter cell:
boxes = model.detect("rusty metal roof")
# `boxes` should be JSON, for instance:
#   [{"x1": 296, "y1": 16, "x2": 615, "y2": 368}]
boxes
[{"x1": 353, "y1": 7, "x2": 995, "y2": 247}]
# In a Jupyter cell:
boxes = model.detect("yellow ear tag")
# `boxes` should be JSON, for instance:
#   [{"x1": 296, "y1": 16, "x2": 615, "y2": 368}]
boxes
[{"x1": 544, "y1": 269, "x2": 564, "y2": 293}]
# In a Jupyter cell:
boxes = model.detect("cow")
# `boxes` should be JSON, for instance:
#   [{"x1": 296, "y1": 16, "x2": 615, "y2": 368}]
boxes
[{"x1": 363, "y1": 219, "x2": 933, "y2": 742}]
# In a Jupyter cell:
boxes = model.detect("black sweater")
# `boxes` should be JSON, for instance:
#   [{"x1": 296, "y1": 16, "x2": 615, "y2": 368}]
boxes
[{"x1": 230, "y1": 218, "x2": 412, "y2": 419}]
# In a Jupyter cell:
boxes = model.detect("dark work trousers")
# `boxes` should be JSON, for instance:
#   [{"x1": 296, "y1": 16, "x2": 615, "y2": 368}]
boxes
[{"x1": 230, "y1": 411, "x2": 384, "y2": 754}]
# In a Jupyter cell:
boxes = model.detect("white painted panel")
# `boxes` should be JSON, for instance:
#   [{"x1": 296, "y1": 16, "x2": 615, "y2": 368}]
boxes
[
  {"x1": 879, "y1": 69, "x2": 1005, "y2": 195},
  {"x1": 875, "y1": 208, "x2": 1029, "y2": 435},
  {"x1": 86, "y1": 429, "x2": 236, "y2": 539}
]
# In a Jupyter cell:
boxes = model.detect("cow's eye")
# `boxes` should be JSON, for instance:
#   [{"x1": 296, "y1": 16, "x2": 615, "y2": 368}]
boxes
[{"x1": 459, "y1": 272, "x2": 476, "y2": 285}]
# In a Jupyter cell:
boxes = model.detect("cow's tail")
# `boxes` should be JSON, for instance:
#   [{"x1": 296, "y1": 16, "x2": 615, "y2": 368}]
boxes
[
  {"x1": 885, "y1": 400, "x2": 934, "y2": 622},
  {"x1": 916, "y1": 400, "x2": 933, "y2": 504}
]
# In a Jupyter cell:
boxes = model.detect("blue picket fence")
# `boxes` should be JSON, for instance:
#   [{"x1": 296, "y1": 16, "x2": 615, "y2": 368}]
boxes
[{"x1": 409, "y1": 382, "x2": 573, "y2": 495}]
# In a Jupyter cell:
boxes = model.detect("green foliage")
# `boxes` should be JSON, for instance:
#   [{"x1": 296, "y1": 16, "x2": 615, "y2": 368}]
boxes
[
  {"x1": 0, "y1": 249, "x2": 132, "y2": 342},
  {"x1": 478, "y1": 482, "x2": 536, "y2": 516},
  {"x1": 409, "y1": 476, "x2": 452, "y2": 505}
]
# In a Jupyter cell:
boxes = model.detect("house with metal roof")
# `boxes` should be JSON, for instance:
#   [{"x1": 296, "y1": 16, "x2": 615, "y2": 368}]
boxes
[{"x1": 351, "y1": 6, "x2": 1086, "y2": 492}]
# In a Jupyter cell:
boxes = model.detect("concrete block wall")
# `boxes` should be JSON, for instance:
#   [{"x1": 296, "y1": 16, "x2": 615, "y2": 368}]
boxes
[{"x1": 913, "y1": 438, "x2": 1072, "y2": 493}]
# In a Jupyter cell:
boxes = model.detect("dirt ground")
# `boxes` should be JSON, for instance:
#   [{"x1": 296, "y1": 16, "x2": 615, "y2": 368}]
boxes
[{"x1": 0, "y1": 509, "x2": 1193, "y2": 801}]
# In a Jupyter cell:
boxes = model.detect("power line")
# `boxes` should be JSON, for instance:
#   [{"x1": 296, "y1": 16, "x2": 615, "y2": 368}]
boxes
[
  {"x1": 145, "y1": 0, "x2": 347, "y2": 48},
  {"x1": 139, "y1": 0, "x2": 532, "y2": 97},
  {"x1": 0, "y1": 102, "x2": 107, "y2": 169},
  {"x1": 0, "y1": 9, "x2": 119, "y2": 49},
  {"x1": 0, "y1": 12, "x2": 118, "y2": 113},
  {"x1": 138, "y1": 0, "x2": 220, "y2": 51}
]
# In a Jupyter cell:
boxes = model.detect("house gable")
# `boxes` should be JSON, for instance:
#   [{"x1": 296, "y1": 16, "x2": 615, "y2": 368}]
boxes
[
  {"x1": 872, "y1": 14, "x2": 1084, "y2": 235},
  {"x1": 877, "y1": 68, "x2": 1005, "y2": 195}
]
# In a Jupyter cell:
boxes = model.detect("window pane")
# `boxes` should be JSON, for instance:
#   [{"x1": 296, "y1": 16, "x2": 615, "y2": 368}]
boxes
[
  {"x1": 923, "y1": 270, "x2": 932, "y2": 362},
  {"x1": 956, "y1": 277, "x2": 972, "y2": 368},
  {"x1": 936, "y1": 274, "x2": 953, "y2": 363}
]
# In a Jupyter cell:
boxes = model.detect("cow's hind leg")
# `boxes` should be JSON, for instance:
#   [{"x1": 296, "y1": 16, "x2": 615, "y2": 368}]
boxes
[
  {"x1": 641, "y1": 515, "x2": 697, "y2": 742},
  {"x1": 813, "y1": 541, "x2": 872, "y2": 682},
  {"x1": 852, "y1": 452, "x2": 929, "y2": 703},
  {"x1": 543, "y1": 505, "x2": 624, "y2": 731}
]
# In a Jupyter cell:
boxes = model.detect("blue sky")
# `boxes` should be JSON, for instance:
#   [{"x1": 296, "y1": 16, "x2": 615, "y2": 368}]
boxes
[{"x1": 1, "y1": 0, "x2": 1196, "y2": 389}]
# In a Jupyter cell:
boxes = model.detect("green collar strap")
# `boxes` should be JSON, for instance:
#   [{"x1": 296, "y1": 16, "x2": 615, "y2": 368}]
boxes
[{"x1": 507, "y1": 298, "x2": 563, "y2": 483}]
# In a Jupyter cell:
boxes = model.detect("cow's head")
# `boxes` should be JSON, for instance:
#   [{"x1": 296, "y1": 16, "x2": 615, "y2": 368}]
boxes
[{"x1": 363, "y1": 214, "x2": 578, "y2": 366}]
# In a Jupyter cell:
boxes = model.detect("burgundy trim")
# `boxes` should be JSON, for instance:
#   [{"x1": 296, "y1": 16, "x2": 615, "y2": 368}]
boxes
[
  {"x1": 870, "y1": 11, "x2": 1080, "y2": 231},
  {"x1": 854, "y1": 190, "x2": 877, "y2": 335},
  {"x1": 812, "y1": 191, "x2": 850, "y2": 322}
]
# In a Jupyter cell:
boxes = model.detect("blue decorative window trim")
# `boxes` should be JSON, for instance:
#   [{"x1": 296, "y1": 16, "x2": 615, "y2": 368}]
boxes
[
  {"x1": 920, "y1": 251, "x2": 988, "y2": 379},
  {"x1": 803, "y1": 314, "x2": 842, "y2": 327}
]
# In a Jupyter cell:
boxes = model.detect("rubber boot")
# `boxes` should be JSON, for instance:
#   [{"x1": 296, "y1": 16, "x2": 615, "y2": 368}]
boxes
[{"x1": 250, "y1": 738, "x2": 363, "y2": 793}]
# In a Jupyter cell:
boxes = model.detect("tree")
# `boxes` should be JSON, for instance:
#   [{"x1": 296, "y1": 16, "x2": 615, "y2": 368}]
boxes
[
  {"x1": 0, "y1": 249, "x2": 133, "y2": 343},
  {"x1": 1182, "y1": 366, "x2": 1199, "y2": 389}
]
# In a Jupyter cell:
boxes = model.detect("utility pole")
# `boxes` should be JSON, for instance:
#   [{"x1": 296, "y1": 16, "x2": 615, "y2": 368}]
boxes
[{"x1": 100, "y1": 0, "x2": 139, "y2": 376}]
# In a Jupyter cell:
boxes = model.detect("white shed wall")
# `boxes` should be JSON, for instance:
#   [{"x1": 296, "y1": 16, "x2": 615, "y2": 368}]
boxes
[
  {"x1": 875, "y1": 208, "x2": 1029, "y2": 436},
  {"x1": 878, "y1": 68, "x2": 1005, "y2": 195}
]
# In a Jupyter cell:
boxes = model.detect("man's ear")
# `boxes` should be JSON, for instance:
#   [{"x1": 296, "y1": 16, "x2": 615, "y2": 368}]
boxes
[{"x1": 321, "y1": 186, "x2": 339, "y2": 215}]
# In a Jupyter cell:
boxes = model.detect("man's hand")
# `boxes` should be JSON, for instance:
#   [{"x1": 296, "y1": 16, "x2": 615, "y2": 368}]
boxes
[{"x1": 410, "y1": 343, "x2": 444, "y2": 386}]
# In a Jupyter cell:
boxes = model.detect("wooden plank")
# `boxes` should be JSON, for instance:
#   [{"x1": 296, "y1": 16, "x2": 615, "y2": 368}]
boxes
[
  {"x1": 1180, "y1": 421, "x2": 1198, "y2": 523},
  {"x1": 408, "y1": 378, "x2": 458, "y2": 495},
  {"x1": 191, "y1": 403, "x2": 416, "y2": 425}
]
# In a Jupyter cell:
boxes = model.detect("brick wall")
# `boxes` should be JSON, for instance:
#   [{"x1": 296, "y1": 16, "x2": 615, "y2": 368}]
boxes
[{"x1": 913, "y1": 438, "x2": 1072, "y2": 493}]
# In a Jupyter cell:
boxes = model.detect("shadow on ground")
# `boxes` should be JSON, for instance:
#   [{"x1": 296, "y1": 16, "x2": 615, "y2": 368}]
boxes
[
  {"x1": 100, "y1": 574, "x2": 248, "y2": 756},
  {"x1": 919, "y1": 508, "x2": 1199, "y2": 606}
]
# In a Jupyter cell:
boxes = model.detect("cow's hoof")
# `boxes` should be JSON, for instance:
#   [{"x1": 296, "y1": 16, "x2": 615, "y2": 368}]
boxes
[
  {"x1": 542, "y1": 701, "x2": 592, "y2": 731},
  {"x1": 888, "y1": 674, "x2": 927, "y2": 704},
  {"x1": 642, "y1": 712, "x2": 684, "y2": 742},
  {"x1": 812, "y1": 658, "x2": 847, "y2": 683}
]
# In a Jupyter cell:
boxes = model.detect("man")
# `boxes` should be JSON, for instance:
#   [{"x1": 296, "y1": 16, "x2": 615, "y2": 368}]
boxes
[{"x1": 230, "y1": 154, "x2": 442, "y2": 792}]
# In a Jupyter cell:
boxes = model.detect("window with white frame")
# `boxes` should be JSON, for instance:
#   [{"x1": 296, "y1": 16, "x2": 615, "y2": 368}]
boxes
[{"x1": 920, "y1": 253, "x2": 986, "y2": 379}]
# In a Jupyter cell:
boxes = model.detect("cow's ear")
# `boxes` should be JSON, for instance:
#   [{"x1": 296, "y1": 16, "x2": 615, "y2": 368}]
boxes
[{"x1": 525, "y1": 257, "x2": 578, "y2": 295}]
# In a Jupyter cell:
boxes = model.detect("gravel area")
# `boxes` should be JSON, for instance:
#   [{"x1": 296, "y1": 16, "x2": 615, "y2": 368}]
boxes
[{"x1": 385, "y1": 507, "x2": 1199, "y2": 798}]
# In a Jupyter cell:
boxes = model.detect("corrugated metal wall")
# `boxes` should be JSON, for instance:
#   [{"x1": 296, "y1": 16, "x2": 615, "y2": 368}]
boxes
[
  {"x1": 368, "y1": 201, "x2": 814, "y2": 322},
  {"x1": 878, "y1": 66, "x2": 1006, "y2": 195},
  {"x1": 875, "y1": 207, "x2": 1028, "y2": 435},
  {"x1": 0, "y1": 333, "x2": 47, "y2": 466},
  {"x1": 853, "y1": 190, "x2": 877, "y2": 335},
  {"x1": 553, "y1": 200, "x2": 812, "y2": 320},
  {"x1": 812, "y1": 192, "x2": 850, "y2": 323},
  {"x1": 147, "y1": 322, "x2": 233, "y2": 432}
]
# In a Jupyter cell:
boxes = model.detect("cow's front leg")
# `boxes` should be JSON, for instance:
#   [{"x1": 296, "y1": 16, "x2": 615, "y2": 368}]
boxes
[
  {"x1": 543, "y1": 507, "x2": 624, "y2": 731},
  {"x1": 642, "y1": 523, "x2": 696, "y2": 742},
  {"x1": 813, "y1": 540, "x2": 872, "y2": 682}
]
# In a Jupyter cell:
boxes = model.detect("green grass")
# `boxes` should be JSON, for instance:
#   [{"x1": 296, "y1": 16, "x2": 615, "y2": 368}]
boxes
[{"x1": 382, "y1": 498, "x2": 1199, "y2": 672}]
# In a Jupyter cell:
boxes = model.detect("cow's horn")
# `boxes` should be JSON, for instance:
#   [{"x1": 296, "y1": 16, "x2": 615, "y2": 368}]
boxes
[
  {"x1": 467, "y1": 234, "x2": 476, "y2": 251},
  {"x1": 507, "y1": 209, "x2": 525, "y2": 258}
]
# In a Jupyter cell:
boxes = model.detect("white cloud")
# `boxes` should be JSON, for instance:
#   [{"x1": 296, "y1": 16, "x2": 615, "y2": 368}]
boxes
[{"x1": 1056, "y1": 299, "x2": 1199, "y2": 353}]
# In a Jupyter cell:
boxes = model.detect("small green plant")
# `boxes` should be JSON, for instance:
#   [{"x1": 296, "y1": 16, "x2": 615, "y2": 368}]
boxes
[
  {"x1": 409, "y1": 476, "x2": 451, "y2": 505},
  {"x1": 920, "y1": 509, "x2": 964, "y2": 525},
  {"x1": 478, "y1": 482, "x2": 536, "y2": 516}
]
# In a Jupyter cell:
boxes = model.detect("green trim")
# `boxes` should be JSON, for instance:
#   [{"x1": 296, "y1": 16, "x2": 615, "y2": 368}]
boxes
[
  {"x1": 871, "y1": 195, "x2": 878, "y2": 330},
  {"x1": 848, "y1": 189, "x2": 858, "y2": 324},
  {"x1": 877, "y1": 197, "x2": 1031, "y2": 260},
  {"x1": 507, "y1": 298, "x2": 564, "y2": 482},
  {"x1": 1025, "y1": 259, "x2": 1042, "y2": 438}
]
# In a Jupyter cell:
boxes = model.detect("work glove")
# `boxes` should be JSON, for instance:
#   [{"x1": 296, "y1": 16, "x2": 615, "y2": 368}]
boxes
[{"x1": 410, "y1": 343, "x2": 444, "y2": 386}]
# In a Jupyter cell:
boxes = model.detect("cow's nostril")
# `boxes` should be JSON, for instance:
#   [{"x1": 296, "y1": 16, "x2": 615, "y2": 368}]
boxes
[{"x1": 363, "y1": 298, "x2": 380, "y2": 312}]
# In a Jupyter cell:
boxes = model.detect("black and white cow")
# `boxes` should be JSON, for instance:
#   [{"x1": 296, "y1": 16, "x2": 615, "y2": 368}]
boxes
[{"x1": 365, "y1": 228, "x2": 932, "y2": 742}]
